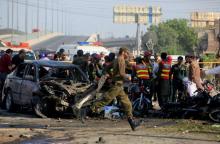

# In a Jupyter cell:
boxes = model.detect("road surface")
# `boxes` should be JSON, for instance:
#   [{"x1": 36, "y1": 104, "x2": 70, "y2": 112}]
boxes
[{"x1": 0, "y1": 109, "x2": 219, "y2": 144}]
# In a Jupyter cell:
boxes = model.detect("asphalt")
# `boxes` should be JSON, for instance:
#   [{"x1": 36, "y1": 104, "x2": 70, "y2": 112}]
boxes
[{"x1": 32, "y1": 35, "x2": 88, "y2": 52}]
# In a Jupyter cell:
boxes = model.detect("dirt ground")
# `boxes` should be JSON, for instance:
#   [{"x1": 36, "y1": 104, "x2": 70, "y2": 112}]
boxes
[{"x1": 0, "y1": 109, "x2": 220, "y2": 144}]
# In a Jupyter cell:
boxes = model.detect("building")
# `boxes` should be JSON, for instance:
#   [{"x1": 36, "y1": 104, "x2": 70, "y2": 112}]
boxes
[
  {"x1": 197, "y1": 19, "x2": 220, "y2": 54},
  {"x1": 113, "y1": 5, "x2": 162, "y2": 25},
  {"x1": 191, "y1": 12, "x2": 220, "y2": 28}
]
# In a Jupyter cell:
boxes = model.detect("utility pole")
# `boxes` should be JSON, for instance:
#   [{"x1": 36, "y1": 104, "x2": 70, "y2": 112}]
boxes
[
  {"x1": 11, "y1": 0, "x2": 14, "y2": 42},
  {"x1": 7, "y1": 0, "x2": 10, "y2": 28},
  {"x1": 16, "y1": 0, "x2": 19, "y2": 30},
  {"x1": 45, "y1": 0, "x2": 47, "y2": 34},
  {"x1": 25, "y1": 0, "x2": 28, "y2": 40},
  {"x1": 37, "y1": 0, "x2": 40, "y2": 38},
  {"x1": 135, "y1": 14, "x2": 141, "y2": 56},
  {"x1": 51, "y1": 0, "x2": 54, "y2": 33},
  {"x1": 61, "y1": 8, "x2": 64, "y2": 33},
  {"x1": 57, "y1": 1, "x2": 59, "y2": 33}
]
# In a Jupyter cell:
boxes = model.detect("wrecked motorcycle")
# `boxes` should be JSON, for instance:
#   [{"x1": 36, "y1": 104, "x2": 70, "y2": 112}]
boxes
[{"x1": 163, "y1": 80, "x2": 220, "y2": 123}]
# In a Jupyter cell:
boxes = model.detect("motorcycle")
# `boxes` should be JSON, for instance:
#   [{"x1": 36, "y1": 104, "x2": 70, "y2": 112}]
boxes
[
  {"x1": 163, "y1": 80, "x2": 220, "y2": 123},
  {"x1": 128, "y1": 78, "x2": 152, "y2": 117}
]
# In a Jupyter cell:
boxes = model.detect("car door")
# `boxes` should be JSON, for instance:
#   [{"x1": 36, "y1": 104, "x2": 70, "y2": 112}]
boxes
[
  {"x1": 11, "y1": 63, "x2": 28, "y2": 104},
  {"x1": 20, "y1": 64, "x2": 38, "y2": 105}
]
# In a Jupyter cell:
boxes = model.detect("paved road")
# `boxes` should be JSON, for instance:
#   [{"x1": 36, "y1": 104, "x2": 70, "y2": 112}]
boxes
[
  {"x1": 0, "y1": 109, "x2": 219, "y2": 144},
  {"x1": 32, "y1": 35, "x2": 88, "y2": 51}
]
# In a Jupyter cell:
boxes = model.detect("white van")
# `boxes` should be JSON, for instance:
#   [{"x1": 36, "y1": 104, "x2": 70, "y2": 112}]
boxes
[{"x1": 56, "y1": 44, "x2": 110, "y2": 61}]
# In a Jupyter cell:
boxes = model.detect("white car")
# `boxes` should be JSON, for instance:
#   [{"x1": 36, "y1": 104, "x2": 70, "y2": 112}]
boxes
[{"x1": 56, "y1": 43, "x2": 110, "y2": 61}]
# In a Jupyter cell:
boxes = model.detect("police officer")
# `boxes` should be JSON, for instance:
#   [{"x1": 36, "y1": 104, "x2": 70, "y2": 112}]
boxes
[
  {"x1": 157, "y1": 52, "x2": 171, "y2": 108},
  {"x1": 170, "y1": 56, "x2": 187, "y2": 102},
  {"x1": 91, "y1": 47, "x2": 142, "y2": 131}
]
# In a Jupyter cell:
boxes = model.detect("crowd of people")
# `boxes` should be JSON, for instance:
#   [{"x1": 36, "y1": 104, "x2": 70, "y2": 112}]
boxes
[
  {"x1": 0, "y1": 47, "x2": 219, "y2": 131},
  {"x1": 69, "y1": 48, "x2": 216, "y2": 108}
]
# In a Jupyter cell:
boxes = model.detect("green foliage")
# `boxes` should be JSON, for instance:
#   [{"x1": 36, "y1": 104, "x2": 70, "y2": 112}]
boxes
[
  {"x1": 145, "y1": 19, "x2": 198, "y2": 55},
  {"x1": 202, "y1": 54, "x2": 216, "y2": 62}
]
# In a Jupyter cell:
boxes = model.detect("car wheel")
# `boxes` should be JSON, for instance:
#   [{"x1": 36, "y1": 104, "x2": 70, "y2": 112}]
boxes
[
  {"x1": 5, "y1": 90, "x2": 15, "y2": 112},
  {"x1": 209, "y1": 109, "x2": 220, "y2": 123},
  {"x1": 32, "y1": 97, "x2": 48, "y2": 118}
]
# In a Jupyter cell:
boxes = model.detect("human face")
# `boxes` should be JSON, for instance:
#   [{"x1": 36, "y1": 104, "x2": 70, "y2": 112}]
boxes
[
  {"x1": 123, "y1": 51, "x2": 129, "y2": 59},
  {"x1": 178, "y1": 59, "x2": 183, "y2": 64},
  {"x1": 20, "y1": 52, "x2": 26, "y2": 59}
]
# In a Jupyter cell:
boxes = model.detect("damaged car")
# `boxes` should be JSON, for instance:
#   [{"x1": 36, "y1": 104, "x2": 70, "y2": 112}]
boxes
[{"x1": 1, "y1": 60, "x2": 95, "y2": 118}]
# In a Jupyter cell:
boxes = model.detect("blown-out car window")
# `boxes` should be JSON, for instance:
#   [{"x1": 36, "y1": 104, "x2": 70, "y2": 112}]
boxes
[
  {"x1": 71, "y1": 67, "x2": 87, "y2": 82},
  {"x1": 24, "y1": 64, "x2": 36, "y2": 80},
  {"x1": 15, "y1": 64, "x2": 27, "y2": 78}
]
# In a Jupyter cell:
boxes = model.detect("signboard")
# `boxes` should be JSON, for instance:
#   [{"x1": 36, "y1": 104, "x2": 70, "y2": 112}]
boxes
[{"x1": 113, "y1": 5, "x2": 162, "y2": 25}]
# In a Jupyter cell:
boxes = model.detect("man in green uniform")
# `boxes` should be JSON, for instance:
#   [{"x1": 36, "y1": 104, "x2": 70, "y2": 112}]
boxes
[{"x1": 90, "y1": 47, "x2": 142, "y2": 131}]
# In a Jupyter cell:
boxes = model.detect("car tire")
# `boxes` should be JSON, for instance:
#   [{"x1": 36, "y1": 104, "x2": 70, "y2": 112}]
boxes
[
  {"x1": 5, "y1": 90, "x2": 15, "y2": 112},
  {"x1": 32, "y1": 97, "x2": 48, "y2": 118},
  {"x1": 209, "y1": 109, "x2": 220, "y2": 123}
]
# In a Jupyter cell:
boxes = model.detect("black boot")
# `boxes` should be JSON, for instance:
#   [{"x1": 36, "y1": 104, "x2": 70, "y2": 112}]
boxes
[{"x1": 127, "y1": 117, "x2": 143, "y2": 131}]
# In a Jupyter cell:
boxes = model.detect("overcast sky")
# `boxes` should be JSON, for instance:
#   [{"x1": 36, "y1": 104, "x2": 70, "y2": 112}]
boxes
[{"x1": 0, "y1": 0, "x2": 220, "y2": 37}]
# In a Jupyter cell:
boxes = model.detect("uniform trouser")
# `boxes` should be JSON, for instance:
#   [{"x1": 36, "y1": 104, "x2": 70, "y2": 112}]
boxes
[
  {"x1": 91, "y1": 81, "x2": 133, "y2": 118},
  {"x1": 158, "y1": 79, "x2": 170, "y2": 108},
  {"x1": 171, "y1": 80, "x2": 184, "y2": 102}
]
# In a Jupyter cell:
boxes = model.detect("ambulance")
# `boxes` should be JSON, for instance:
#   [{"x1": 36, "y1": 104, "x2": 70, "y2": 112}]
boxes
[
  {"x1": 56, "y1": 42, "x2": 110, "y2": 61},
  {"x1": 0, "y1": 40, "x2": 36, "y2": 60}
]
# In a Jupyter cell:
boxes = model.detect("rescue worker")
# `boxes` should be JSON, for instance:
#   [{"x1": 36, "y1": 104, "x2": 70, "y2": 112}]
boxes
[
  {"x1": 90, "y1": 47, "x2": 142, "y2": 131},
  {"x1": 157, "y1": 52, "x2": 171, "y2": 108},
  {"x1": 170, "y1": 56, "x2": 187, "y2": 102},
  {"x1": 188, "y1": 53, "x2": 204, "y2": 91},
  {"x1": 133, "y1": 56, "x2": 153, "y2": 104}
]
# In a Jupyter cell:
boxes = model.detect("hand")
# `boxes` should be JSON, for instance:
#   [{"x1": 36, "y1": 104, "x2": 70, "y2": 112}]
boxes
[{"x1": 127, "y1": 76, "x2": 131, "y2": 81}]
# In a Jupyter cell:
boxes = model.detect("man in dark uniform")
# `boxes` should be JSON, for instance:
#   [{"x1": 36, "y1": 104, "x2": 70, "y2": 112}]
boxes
[
  {"x1": 90, "y1": 47, "x2": 142, "y2": 131},
  {"x1": 170, "y1": 56, "x2": 187, "y2": 102},
  {"x1": 12, "y1": 49, "x2": 26, "y2": 68}
]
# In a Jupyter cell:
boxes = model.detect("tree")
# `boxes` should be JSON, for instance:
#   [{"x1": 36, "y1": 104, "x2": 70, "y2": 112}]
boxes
[
  {"x1": 143, "y1": 19, "x2": 198, "y2": 55},
  {"x1": 141, "y1": 31, "x2": 158, "y2": 52}
]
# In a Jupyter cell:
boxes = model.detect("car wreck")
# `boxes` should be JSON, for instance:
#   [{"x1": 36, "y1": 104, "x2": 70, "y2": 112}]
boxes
[{"x1": 1, "y1": 60, "x2": 96, "y2": 118}]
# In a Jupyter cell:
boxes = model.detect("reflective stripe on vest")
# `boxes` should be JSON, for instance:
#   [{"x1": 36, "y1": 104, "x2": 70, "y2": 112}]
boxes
[
  {"x1": 161, "y1": 62, "x2": 171, "y2": 80},
  {"x1": 136, "y1": 65, "x2": 150, "y2": 79}
]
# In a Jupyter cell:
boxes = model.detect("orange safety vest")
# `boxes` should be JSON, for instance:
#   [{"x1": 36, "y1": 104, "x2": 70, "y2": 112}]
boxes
[
  {"x1": 160, "y1": 61, "x2": 171, "y2": 80},
  {"x1": 135, "y1": 64, "x2": 150, "y2": 79}
]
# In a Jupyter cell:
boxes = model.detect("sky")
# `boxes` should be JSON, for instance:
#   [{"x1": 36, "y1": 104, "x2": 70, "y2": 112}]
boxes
[{"x1": 0, "y1": 0, "x2": 220, "y2": 38}]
